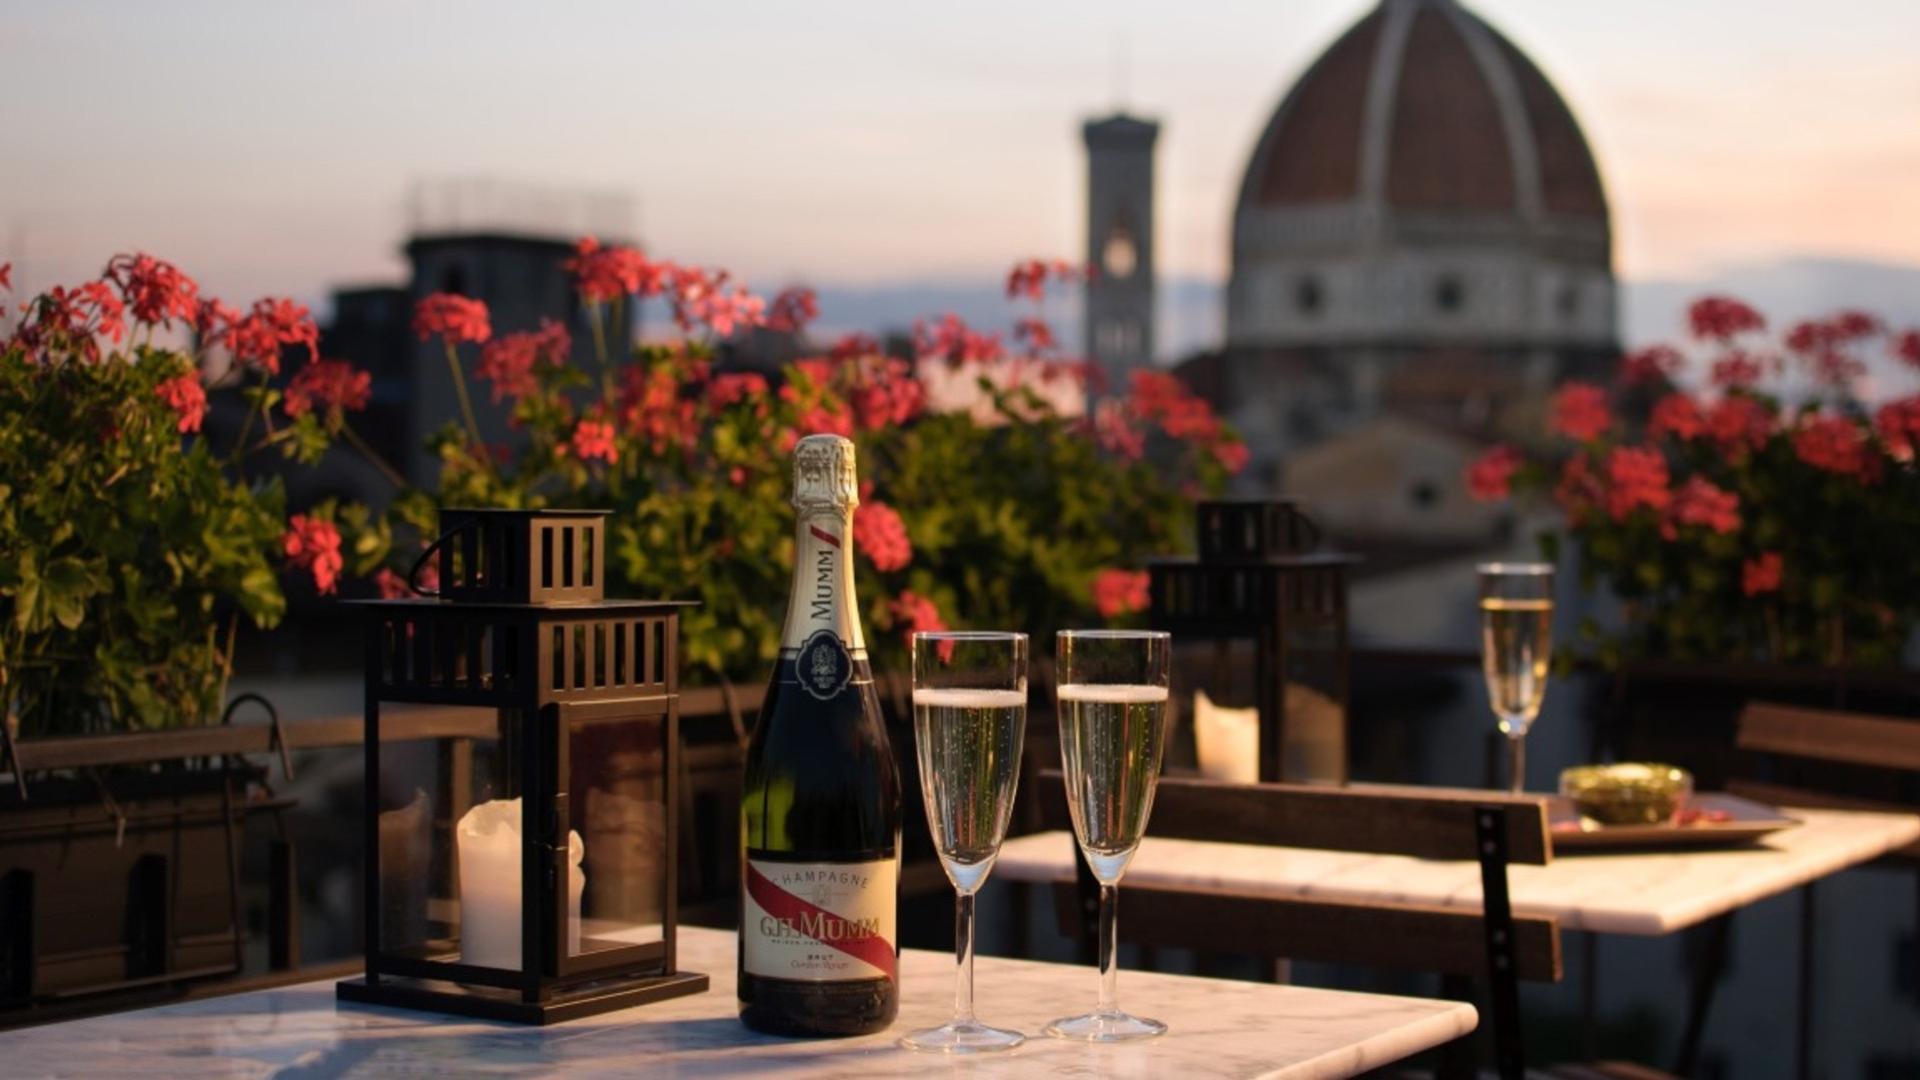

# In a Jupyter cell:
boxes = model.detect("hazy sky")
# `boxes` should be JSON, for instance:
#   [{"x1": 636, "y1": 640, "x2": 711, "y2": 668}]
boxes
[{"x1": 3, "y1": 0, "x2": 1918, "y2": 307}]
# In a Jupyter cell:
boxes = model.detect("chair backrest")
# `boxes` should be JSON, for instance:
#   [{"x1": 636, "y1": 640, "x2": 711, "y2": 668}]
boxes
[
  {"x1": 1035, "y1": 768, "x2": 1555, "y2": 1079},
  {"x1": 1731, "y1": 702, "x2": 1920, "y2": 859}
]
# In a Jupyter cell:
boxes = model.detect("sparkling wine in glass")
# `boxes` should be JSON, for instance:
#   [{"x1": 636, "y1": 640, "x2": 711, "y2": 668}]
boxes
[
  {"x1": 901, "y1": 632, "x2": 1028, "y2": 1053},
  {"x1": 1046, "y1": 629, "x2": 1170, "y2": 1043},
  {"x1": 1478, "y1": 563, "x2": 1554, "y2": 794}
]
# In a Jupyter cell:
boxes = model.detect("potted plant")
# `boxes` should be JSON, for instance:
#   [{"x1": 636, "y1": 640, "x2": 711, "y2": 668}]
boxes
[
  {"x1": 1465, "y1": 296, "x2": 1920, "y2": 779},
  {"x1": 0, "y1": 255, "x2": 376, "y2": 1005}
]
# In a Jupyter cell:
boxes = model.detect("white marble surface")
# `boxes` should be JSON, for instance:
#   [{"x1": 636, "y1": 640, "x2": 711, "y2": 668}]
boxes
[
  {"x1": 996, "y1": 807, "x2": 1920, "y2": 936},
  {"x1": 0, "y1": 927, "x2": 1475, "y2": 1080}
]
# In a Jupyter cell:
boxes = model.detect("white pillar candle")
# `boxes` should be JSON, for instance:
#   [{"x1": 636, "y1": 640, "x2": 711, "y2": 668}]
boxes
[
  {"x1": 1194, "y1": 689, "x2": 1261, "y2": 784},
  {"x1": 456, "y1": 797, "x2": 585, "y2": 969}
]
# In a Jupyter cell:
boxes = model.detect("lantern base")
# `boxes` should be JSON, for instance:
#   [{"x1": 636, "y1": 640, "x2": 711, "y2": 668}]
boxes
[{"x1": 336, "y1": 969, "x2": 709, "y2": 1024}]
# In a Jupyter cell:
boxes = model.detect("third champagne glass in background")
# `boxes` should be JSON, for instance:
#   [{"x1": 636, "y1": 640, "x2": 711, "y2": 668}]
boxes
[{"x1": 1477, "y1": 562, "x2": 1554, "y2": 794}]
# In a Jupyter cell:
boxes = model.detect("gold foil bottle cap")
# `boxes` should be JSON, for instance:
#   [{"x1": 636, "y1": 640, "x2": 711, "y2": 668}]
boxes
[{"x1": 791, "y1": 434, "x2": 859, "y2": 515}]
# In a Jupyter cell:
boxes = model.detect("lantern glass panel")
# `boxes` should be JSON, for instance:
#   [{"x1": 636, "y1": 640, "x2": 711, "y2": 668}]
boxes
[
  {"x1": 564, "y1": 708, "x2": 669, "y2": 961},
  {"x1": 374, "y1": 703, "x2": 525, "y2": 971},
  {"x1": 1172, "y1": 638, "x2": 1261, "y2": 782},
  {"x1": 1279, "y1": 575, "x2": 1347, "y2": 784}
]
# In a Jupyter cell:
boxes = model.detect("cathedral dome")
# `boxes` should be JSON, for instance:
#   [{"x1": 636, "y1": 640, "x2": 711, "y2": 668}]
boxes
[{"x1": 1227, "y1": 0, "x2": 1615, "y2": 352}]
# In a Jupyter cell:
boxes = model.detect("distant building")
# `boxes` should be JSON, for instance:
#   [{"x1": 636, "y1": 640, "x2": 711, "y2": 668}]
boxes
[
  {"x1": 1082, "y1": 113, "x2": 1159, "y2": 385},
  {"x1": 1210, "y1": 0, "x2": 1615, "y2": 470}
]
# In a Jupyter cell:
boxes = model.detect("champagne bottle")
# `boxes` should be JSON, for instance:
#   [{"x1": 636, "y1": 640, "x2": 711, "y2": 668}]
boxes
[{"x1": 738, "y1": 434, "x2": 901, "y2": 1036}]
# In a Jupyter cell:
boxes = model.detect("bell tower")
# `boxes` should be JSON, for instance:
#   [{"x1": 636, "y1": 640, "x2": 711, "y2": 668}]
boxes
[{"x1": 1082, "y1": 113, "x2": 1159, "y2": 381}]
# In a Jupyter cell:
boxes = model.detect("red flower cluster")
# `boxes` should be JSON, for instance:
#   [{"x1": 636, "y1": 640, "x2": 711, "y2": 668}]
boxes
[
  {"x1": 1618, "y1": 345, "x2": 1683, "y2": 387},
  {"x1": 889, "y1": 590, "x2": 949, "y2": 651},
  {"x1": 1549, "y1": 382, "x2": 1612, "y2": 441},
  {"x1": 1091, "y1": 569, "x2": 1150, "y2": 619},
  {"x1": 1742, "y1": 552, "x2": 1783, "y2": 596},
  {"x1": 1689, "y1": 296, "x2": 1765, "y2": 340},
  {"x1": 1005, "y1": 258, "x2": 1083, "y2": 302},
  {"x1": 1896, "y1": 329, "x2": 1920, "y2": 370},
  {"x1": 1874, "y1": 396, "x2": 1920, "y2": 460},
  {"x1": 154, "y1": 373, "x2": 207, "y2": 434},
  {"x1": 846, "y1": 358, "x2": 925, "y2": 431},
  {"x1": 1013, "y1": 317, "x2": 1057, "y2": 353},
  {"x1": 665, "y1": 266, "x2": 765, "y2": 337},
  {"x1": 1093, "y1": 399, "x2": 1146, "y2": 460},
  {"x1": 914, "y1": 313, "x2": 1002, "y2": 367},
  {"x1": 617, "y1": 364, "x2": 700, "y2": 454},
  {"x1": 106, "y1": 254, "x2": 199, "y2": 327},
  {"x1": 1648, "y1": 394, "x2": 1704, "y2": 441},
  {"x1": 766, "y1": 287, "x2": 819, "y2": 334},
  {"x1": 1604, "y1": 446, "x2": 1671, "y2": 521},
  {"x1": 413, "y1": 293, "x2": 491, "y2": 344},
  {"x1": 284, "y1": 359, "x2": 371, "y2": 418},
  {"x1": 564, "y1": 238, "x2": 663, "y2": 303},
  {"x1": 853, "y1": 501, "x2": 912, "y2": 572},
  {"x1": 476, "y1": 319, "x2": 570, "y2": 403},
  {"x1": 1466, "y1": 444, "x2": 1522, "y2": 501},
  {"x1": 1704, "y1": 395, "x2": 1775, "y2": 455},
  {"x1": 1792, "y1": 415, "x2": 1874, "y2": 479},
  {"x1": 708, "y1": 372, "x2": 770, "y2": 409},
  {"x1": 209, "y1": 297, "x2": 319, "y2": 375},
  {"x1": 570, "y1": 419, "x2": 619, "y2": 464},
  {"x1": 1708, "y1": 352, "x2": 1767, "y2": 389},
  {"x1": 283, "y1": 514, "x2": 344, "y2": 595},
  {"x1": 1671, "y1": 476, "x2": 1740, "y2": 535}
]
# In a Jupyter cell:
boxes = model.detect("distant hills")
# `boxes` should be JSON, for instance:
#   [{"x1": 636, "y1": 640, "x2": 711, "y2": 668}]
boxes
[{"x1": 796, "y1": 256, "x2": 1920, "y2": 363}]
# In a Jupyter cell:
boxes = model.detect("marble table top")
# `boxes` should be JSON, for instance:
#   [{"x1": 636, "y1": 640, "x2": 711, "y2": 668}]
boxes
[
  {"x1": 0, "y1": 927, "x2": 1475, "y2": 1080},
  {"x1": 996, "y1": 806, "x2": 1920, "y2": 936}
]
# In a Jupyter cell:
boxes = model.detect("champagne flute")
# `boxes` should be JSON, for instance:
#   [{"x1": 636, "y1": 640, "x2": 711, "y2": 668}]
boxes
[
  {"x1": 1478, "y1": 563, "x2": 1554, "y2": 793},
  {"x1": 1046, "y1": 629, "x2": 1171, "y2": 1043},
  {"x1": 901, "y1": 631, "x2": 1028, "y2": 1053}
]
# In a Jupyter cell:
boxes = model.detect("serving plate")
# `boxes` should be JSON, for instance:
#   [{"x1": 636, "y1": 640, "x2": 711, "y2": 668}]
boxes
[{"x1": 1548, "y1": 792, "x2": 1799, "y2": 852}]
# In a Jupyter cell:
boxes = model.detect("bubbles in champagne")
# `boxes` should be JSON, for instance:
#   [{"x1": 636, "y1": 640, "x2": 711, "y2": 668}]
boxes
[
  {"x1": 912, "y1": 688, "x2": 1027, "y2": 894},
  {"x1": 1056, "y1": 684, "x2": 1169, "y2": 883}
]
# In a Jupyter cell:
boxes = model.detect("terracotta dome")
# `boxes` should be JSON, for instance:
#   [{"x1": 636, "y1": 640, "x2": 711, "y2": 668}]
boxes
[
  {"x1": 1226, "y1": 0, "x2": 1615, "y2": 352},
  {"x1": 1238, "y1": 0, "x2": 1606, "y2": 219}
]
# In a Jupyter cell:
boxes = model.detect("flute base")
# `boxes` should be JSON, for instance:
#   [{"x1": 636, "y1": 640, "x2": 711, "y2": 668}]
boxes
[
  {"x1": 1045, "y1": 1008, "x2": 1166, "y2": 1042},
  {"x1": 901, "y1": 1018, "x2": 1026, "y2": 1053}
]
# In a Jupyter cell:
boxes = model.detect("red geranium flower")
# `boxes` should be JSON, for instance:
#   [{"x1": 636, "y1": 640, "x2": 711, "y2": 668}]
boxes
[
  {"x1": 283, "y1": 514, "x2": 344, "y2": 595},
  {"x1": 889, "y1": 590, "x2": 950, "y2": 653},
  {"x1": 284, "y1": 359, "x2": 371, "y2": 418},
  {"x1": 1742, "y1": 552, "x2": 1783, "y2": 597},
  {"x1": 229, "y1": 297, "x2": 319, "y2": 374},
  {"x1": 853, "y1": 501, "x2": 912, "y2": 572},
  {"x1": 1671, "y1": 476, "x2": 1740, "y2": 535},
  {"x1": 1618, "y1": 345, "x2": 1683, "y2": 387},
  {"x1": 1873, "y1": 396, "x2": 1920, "y2": 460},
  {"x1": 412, "y1": 293, "x2": 491, "y2": 344},
  {"x1": 1213, "y1": 439, "x2": 1250, "y2": 474},
  {"x1": 765, "y1": 287, "x2": 819, "y2": 334},
  {"x1": 1649, "y1": 394, "x2": 1705, "y2": 441},
  {"x1": 475, "y1": 319, "x2": 570, "y2": 403},
  {"x1": 1549, "y1": 382, "x2": 1613, "y2": 442},
  {"x1": 1013, "y1": 317, "x2": 1057, "y2": 353},
  {"x1": 1604, "y1": 445, "x2": 1671, "y2": 521},
  {"x1": 1092, "y1": 569, "x2": 1151, "y2": 619},
  {"x1": 1688, "y1": 295, "x2": 1765, "y2": 340},
  {"x1": 1092, "y1": 399, "x2": 1145, "y2": 461},
  {"x1": 1466, "y1": 444, "x2": 1522, "y2": 502},
  {"x1": 708, "y1": 372, "x2": 770, "y2": 409},
  {"x1": 564, "y1": 238, "x2": 662, "y2": 303},
  {"x1": 106, "y1": 253, "x2": 200, "y2": 327},
  {"x1": 570, "y1": 419, "x2": 619, "y2": 464},
  {"x1": 1792, "y1": 415, "x2": 1873, "y2": 479},
  {"x1": 913, "y1": 313, "x2": 1001, "y2": 366},
  {"x1": 154, "y1": 372, "x2": 207, "y2": 433},
  {"x1": 1704, "y1": 395, "x2": 1775, "y2": 455}
]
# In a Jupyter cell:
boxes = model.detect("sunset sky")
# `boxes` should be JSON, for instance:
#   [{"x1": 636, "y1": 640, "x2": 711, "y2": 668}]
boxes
[{"x1": 3, "y1": 0, "x2": 1918, "y2": 312}]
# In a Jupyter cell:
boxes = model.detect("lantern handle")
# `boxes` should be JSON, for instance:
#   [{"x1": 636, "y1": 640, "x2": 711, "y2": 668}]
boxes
[{"x1": 406, "y1": 517, "x2": 478, "y2": 598}]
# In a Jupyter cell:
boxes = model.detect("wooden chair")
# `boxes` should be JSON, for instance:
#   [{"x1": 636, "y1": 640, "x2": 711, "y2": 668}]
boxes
[
  {"x1": 1037, "y1": 771, "x2": 1557, "y2": 1079},
  {"x1": 1728, "y1": 702, "x2": 1920, "y2": 1079}
]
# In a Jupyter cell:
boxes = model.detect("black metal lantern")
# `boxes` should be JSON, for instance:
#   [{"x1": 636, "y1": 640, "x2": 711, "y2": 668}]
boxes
[
  {"x1": 336, "y1": 509, "x2": 707, "y2": 1023},
  {"x1": 1149, "y1": 501, "x2": 1357, "y2": 785}
]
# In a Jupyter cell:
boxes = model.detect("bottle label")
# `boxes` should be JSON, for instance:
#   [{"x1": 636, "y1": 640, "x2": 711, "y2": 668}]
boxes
[
  {"x1": 743, "y1": 856, "x2": 897, "y2": 982},
  {"x1": 794, "y1": 629, "x2": 854, "y2": 701},
  {"x1": 780, "y1": 517, "x2": 867, "y2": 655}
]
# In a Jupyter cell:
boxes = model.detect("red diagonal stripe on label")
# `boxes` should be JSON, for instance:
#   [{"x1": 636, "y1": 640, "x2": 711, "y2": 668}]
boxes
[
  {"x1": 746, "y1": 863, "x2": 896, "y2": 981},
  {"x1": 809, "y1": 525, "x2": 841, "y2": 548}
]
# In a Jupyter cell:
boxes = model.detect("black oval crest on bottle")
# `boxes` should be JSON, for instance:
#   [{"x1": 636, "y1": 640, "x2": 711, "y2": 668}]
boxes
[{"x1": 795, "y1": 628, "x2": 853, "y2": 701}]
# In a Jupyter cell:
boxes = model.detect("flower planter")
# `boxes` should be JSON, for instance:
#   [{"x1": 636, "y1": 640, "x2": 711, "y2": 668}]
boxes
[{"x1": 0, "y1": 763, "x2": 258, "y2": 1011}]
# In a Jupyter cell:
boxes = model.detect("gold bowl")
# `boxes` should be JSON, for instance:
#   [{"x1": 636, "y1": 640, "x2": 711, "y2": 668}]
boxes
[{"x1": 1558, "y1": 763, "x2": 1693, "y2": 826}]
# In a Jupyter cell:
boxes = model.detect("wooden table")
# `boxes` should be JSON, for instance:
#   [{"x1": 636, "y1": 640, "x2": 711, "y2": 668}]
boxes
[
  {"x1": 994, "y1": 806, "x2": 1920, "y2": 935},
  {"x1": 0, "y1": 927, "x2": 1476, "y2": 1079}
]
